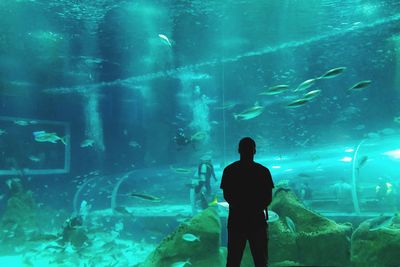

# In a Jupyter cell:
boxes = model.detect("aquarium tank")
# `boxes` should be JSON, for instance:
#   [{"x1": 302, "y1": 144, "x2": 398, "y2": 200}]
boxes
[{"x1": 0, "y1": 0, "x2": 400, "y2": 266}]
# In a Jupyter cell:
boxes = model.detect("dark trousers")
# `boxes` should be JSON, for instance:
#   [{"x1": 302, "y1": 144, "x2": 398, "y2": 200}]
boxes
[{"x1": 226, "y1": 223, "x2": 268, "y2": 267}]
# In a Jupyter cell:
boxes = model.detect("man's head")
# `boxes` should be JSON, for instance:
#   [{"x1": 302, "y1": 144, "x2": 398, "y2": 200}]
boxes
[{"x1": 238, "y1": 137, "x2": 256, "y2": 159}]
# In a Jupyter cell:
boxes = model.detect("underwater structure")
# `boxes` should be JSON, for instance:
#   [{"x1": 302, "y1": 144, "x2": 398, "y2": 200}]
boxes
[{"x1": 0, "y1": 0, "x2": 400, "y2": 266}]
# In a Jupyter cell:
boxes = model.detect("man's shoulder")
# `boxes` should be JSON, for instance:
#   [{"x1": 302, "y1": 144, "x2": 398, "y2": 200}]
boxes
[
  {"x1": 254, "y1": 162, "x2": 270, "y2": 172},
  {"x1": 224, "y1": 161, "x2": 240, "y2": 170}
]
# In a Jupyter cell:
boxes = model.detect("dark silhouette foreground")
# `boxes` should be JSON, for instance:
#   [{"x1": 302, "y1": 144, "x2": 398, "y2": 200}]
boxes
[{"x1": 220, "y1": 137, "x2": 274, "y2": 267}]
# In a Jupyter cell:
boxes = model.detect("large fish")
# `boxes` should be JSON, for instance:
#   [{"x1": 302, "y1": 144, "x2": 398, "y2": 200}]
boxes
[
  {"x1": 318, "y1": 67, "x2": 346, "y2": 79},
  {"x1": 233, "y1": 104, "x2": 264, "y2": 120}
]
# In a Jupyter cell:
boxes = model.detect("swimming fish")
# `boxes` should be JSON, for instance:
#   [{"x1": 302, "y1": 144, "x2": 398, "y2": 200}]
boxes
[
  {"x1": 28, "y1": 155, "x2": 41, "y2": 162},
  {"x1": 190, "y1": 131, "x2": 208, "y2": 142},
  {"x1": 303, "y1": 89, "x2": 321, "y2": 101},
  {"x1": 170, "y1": 166, "x2": 192, "y2": 174},
  {"x1": 80, "y1": 139, "x2": 94, "y2": 148},
  {"x1": 33, "y1": 131, "x2": 66, "y2": 145},
  {"x1": 159, "y1": 34, "x2": 172, "y2": 47},
  {"x1": 394, "y1": 116, "x2": 400, "y2": 124},
  {"x1": 285, "y1": 216, "x2": 296, "y2": 233},
  {"x1": 113, "y1": 206, "x2": 134, "y2": 216},
  {"x1": 171, "y1": 259, "x2": 191, "y2": 267},
  {"x1": 267, "y1": 210, "x2": 279, "y2": 223},
  {"x1": 233, "y1": 104, "x2": 264, "y2": 120},
  {"x1": 0, "y1": 129, "x2": 6, "y2": 135},
  {"x1": 348, "y1": 80, "x2": 372, "y2": 91},
  {"x1": 259, "y1": 85, "x2": 289, "y2": 95},
  {"x1": 128, "y1": 193, "x2": 161, "y2": 202},
  {"x1": 318, "y1": 67, "x2": 346, "y2": 79},
  {"x1": 295, "y1": 78, "x2": 315, "y2": 92},
  {"x1": 182, "y1": 233, "x2": 200, "y2": 242},
  {"x1": 286, "y1": 99, "x2": 309, "y2": 108},
  {"x1": 357, "y1": 156, "x2": 368, "y2": 169},
  {"x1": 369, "y1": 215, "x2": 394, "y2": 231}
]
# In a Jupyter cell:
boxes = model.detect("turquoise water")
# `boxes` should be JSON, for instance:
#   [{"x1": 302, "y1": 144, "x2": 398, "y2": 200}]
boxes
[{"x1": 0, "y1": 0, "x2": 400, "y2": 266}]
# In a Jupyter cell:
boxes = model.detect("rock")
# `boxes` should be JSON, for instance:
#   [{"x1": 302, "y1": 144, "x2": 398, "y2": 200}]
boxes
[
  {"x1": 351, "y1": 215, "x2": 400, "y2": 267},
  {"x1": 138, "y1": 207, "x2": 224, "y2": 267},
  {"x1": 269, "y1": 189, "x2": 352, "y2": 266}
]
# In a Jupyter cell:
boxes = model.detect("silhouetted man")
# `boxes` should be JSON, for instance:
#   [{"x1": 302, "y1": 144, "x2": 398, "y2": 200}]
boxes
[{"x1": 220, "y1": 137, "x2": 274, "y2": 267}]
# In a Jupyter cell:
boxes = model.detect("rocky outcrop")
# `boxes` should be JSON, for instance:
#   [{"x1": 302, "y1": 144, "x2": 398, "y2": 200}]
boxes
[
  {"x1": 351, "y1": 214, "x2": 400, "y2": 267},
  {"x1": 137, "y1": 207, "x2": 224, "y2": 267}
]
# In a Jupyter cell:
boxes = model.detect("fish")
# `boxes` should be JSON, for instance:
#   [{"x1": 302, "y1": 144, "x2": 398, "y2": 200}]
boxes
[
  {"x1": 233, "y1": 104, "x2": 264, "y2": 120},
  {"x1": 14, "y1": 120, "x2": 30, "y2": 126},
  {"x1": 357, "y1": 156, "x2": 368, "y2": 169},
  {"x1": 80, "y1": 139, "x2": 94, "y2": 148},
  {"x1": 394, "y1": 116, "x2": 400, "y2": 124},
  {"x1": 0, "y1": 129, "x2": 6, "y2": 135},
  {"x1": 33, "y1": 131, "x2": 66, "y2": 145},
  {"x1": 214, "y1": 101, "x2": 237, "y2": 110},
  {"x1": 259, "y1": 85, "x2": 289, "y2": 95},
  {"x1": 303, "y1": 89, "x2": 321, "y2": 101},
  {"x1": 128, "y1": 192, "x2": 161, "y2": 202},
  {"x1": 28, "y1": 155, "x2": 41, "y2": 162},
  {"x1": 182, "y1": 233, "x2": 200, "y2": 242},
  {"x1": 295, "y1": 78, "x2": 315, "y2": 92},
  {"x1": 318, "y1": 67, "x2": 346, "y2": 79},
  {"x1": 171, "y1": 260, "x2": 191, "y2": 267},
  {"x1": 158, "y1": 34, "x2": 172, "y2": 47},
  {"x1": 129, "y1": 140, "x2": 141, "y2": 148},
  {"x1": 286, "y1": 99, "x2": 309, "y2": 108},
  {"x1": 190, "y1": 131, "x2": 208, "y2": 142},
  {"x1": 113, "y1": 206, "x2": 134, "y2": 216},
  {"x1": 170, "y1": 166, "x2": 192, "y2": 174},
  {"x1": 348, "y1": 80, "x2": 372, "y2": 91},
  {"x1": 285, "y1": 216, "x2": 296, "y2": 233},
  {"x1": 369, "y1": 215, "x2": 394, "y2": 231}
]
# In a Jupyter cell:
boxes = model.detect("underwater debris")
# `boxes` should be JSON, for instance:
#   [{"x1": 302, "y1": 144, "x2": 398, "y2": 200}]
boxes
[
  {"x1": 233, "y1": 104, "x2": 264, "y2": 120},
  {"x1": 317, "y1": 67, "x2": 347, "y2": 79},
  {"x1": 348, "y1": 80, "x2": 372, "y2": 91},
  {"x1": 182, "y1": 233, "x2": 200, "y2": 242}
]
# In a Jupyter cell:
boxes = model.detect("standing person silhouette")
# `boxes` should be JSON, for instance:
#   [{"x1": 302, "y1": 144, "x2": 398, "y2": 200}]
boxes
[{"x1": 220, "y1": 137, "x2": 274, "y2": 267}]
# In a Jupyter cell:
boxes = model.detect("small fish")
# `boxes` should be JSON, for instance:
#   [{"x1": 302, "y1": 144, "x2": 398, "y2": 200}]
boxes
[
  {"x1": 286, "y1": 99, "x2": 309, "y2": 108},
  {"x1": 259, "y1": 84, "x2": 289, "y2": 95},
  {"x1": 357, "y1": 156, "x2": 368, "y2": 169},
  {"x1": 318, "y1": 67, "x2": 346, "y2": 79},
  {"x1": 128, "y1": 192, "x2": 161, "y2": 202},
  {"x1": 182, "y1": 233, "x2": 200, "y2": 242},
  {"x1": 129, "y1": 140, "x2": 141, "y2": 148},
  {"x1": 285, "y1": 216, "x2": 296, "y2": 233},
  {"x1": 28, "y1": 155, "x2": 41, "y2": 162},
  {"x1": 348, "y1": 80, "x2": 372, "y2": 91},
  {"x1": 303, "y1": 89, "x2": 321, "y2": 101},
  {"x1": 233, "y1": 104, "x2": 264, "y2": 120},
  {"x1": 170, "y1": 166, "x2": 192, "y2": 174},
  {"x1": 171, "y1": 259, "x2": 191, "y2": 267},
  {"x1": 208, "y1": 196, "x2": 229, "y2": 209},
  {"x1": 80, "y1": 139, "x2": 94, "y2": 148},
  {"x1": 33, "y1": 131, "x2": 66, "y2": 145},
  {"x1": 114, "y1": 206, "x2": 134, "y2": 216},
  {"x1": 215, "y1": 101, "x2": 237, "y2": 110},
  {"x1": 0, "y1": 129, "x2": 6, "y2": 135},
  {"x1": 295, "y1": 78, "x2": 315, "y2": 92},
  {"x1": 159, "y1": 34, "x2": 172, "y2": 47},
  {"x1": 14, "y1": 120, "x2": 30, "y2": 126},
  {"x1": 394, "y1": 116, "x2": 400, "y2": 124}
]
